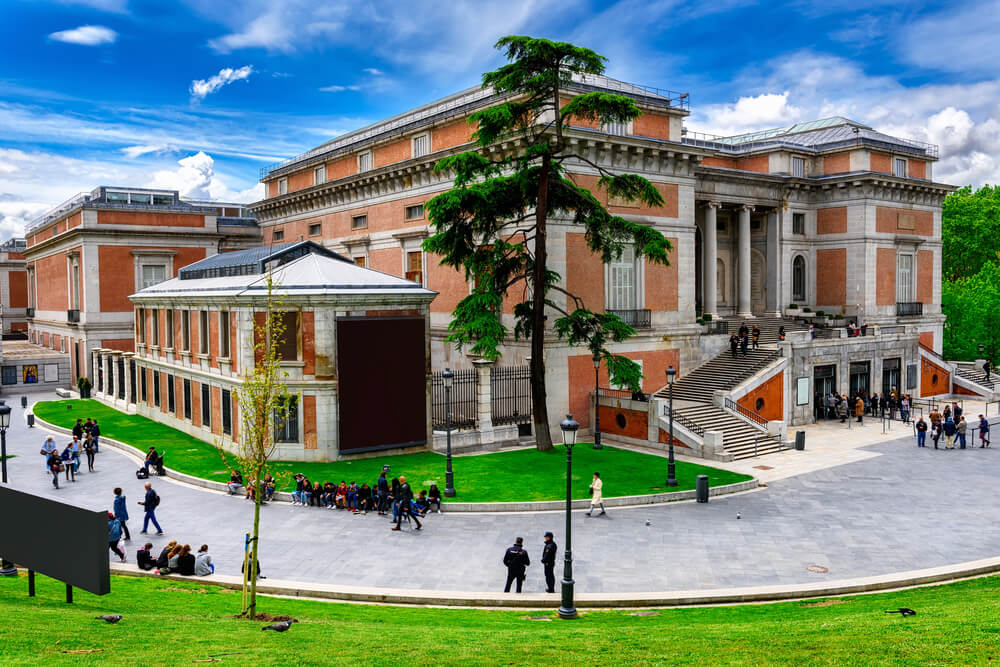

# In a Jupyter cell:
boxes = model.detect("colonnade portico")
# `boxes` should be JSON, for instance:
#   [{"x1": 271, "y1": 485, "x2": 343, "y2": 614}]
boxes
[
  {"x1": 91, "y1": 347, "x2": 137, "y2": 413},
  {"x1": 699, "y1": 200, "x2": 770, "y2": 319}
]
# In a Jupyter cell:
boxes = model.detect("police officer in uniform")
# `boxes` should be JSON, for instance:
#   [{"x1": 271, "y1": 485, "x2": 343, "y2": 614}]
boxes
[
  {"x1": 541, "y1": 532, "x2": 557, "y2": 593},
  {"x1": 502, "y1": 537, "x2": 531, "y2": 593}
]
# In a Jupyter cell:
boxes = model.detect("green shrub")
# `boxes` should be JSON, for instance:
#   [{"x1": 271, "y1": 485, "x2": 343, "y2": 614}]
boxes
[
  {"x1": 816, "y1": 310, "x2": 826, "y2": 317},
  {"x1": 703, "y1": 313, "x2": 713, "y2": 322},
  {"x1": 696, "y1": 318, "x2": 705, "y2": 325},
  {"x1": 803, "y1": 307, "x2": 812, "y2": 313},
  {"x1": 788, "y1": 303, "x2": 798, "y2": 309}
]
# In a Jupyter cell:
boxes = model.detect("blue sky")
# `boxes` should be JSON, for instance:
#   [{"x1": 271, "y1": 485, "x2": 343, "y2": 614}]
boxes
[{"x1": 1, "y1": 0, "x2": 998, "y2": 239}]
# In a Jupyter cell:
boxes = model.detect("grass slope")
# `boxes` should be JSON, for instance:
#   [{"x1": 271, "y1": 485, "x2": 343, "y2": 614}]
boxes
[
  {"x1": 33, "y1": 400, "x2": 750, "y2": 502},
  {"x1": 2, "y1": 573, "x2": 999, "y2": 665}
]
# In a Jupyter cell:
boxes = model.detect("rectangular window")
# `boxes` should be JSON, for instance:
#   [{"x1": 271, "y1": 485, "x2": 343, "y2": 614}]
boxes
[
  {"x1": 107, "y1": 191, "x2": 129, "y2": 203},
  {"x1": 896, "y1": 253, "x2": 914, "y2": 302},
  {"x1": 151, "y1": 309, "x2": 159, "y2": 346},
  {"x1": 792, "y1": 157, "x2": 805, "y2": 178},
  {"x1": 183, "y1": 379, "x2": 192, "y2": 420},
  {"x1": 273, "y1": 230, "x2": 284, "y2": 242},
  {"x1": 309, "y1": 223, "x2": 322, "y2": 236},
  {"x1": 276, "y1": 311, "x2": 299, "y2": 360},
  {"x1": 351, "y1": 214, "x2": 368, "y2": 230},
  {"x1": 152, "y1": 194, "x2": 173, "y2": 206},
  {"x1": 153, "y1": 370, "x2": 161, "y2": 407},
  {"x1": 792, "y1": 212, "x2": 805, "y2": 235},
  {"x1": 353, "y1": 256, "x2": 366, "y2": 268},
  {"x1": 129, "y1": 193, "x2": 151, "y2": 204},
  {"x1": 219, "y1": 311, "x2": 230, "y2": 358},
  {"x1": 167, "y1": 374, "x2": 175, "y2": 413},
  {"x1": 221, "y1": 388, "x2": 232, "y2": 435},
  {"x1": 406, "y1": 251, "x2": 423, "y2": 284},
  {"x1": 314, "y1": 165, "x2": 326, "y2": 185},
  {"x1": 141, "y1": 265, "x2": 166, "y2": 289},
  {"x1": 181, "y1": 311, "x2": 190, "y2": 351},
  {"x1": 405, "y1": 204, "x2": 424, "y2": 220},
  {"x1": 412, "y1": 133, "x2": 430, "y2": 158},
  {"x1": 140, "y1": 369, "x2": 147, "y2": 403},
  {"x1": 72, "y1": 264, "x2": 80, "y2": 309},
  {"x1": 199, "y1": 310, "x2": 209, "y2": 354},
  {"x1": 165, "y1": 309, "x2": 173, "y2": 348},
  {"x1": 274, "y1": 396, "x2": 299, "y2": 443},
  {"x1": 278, "y1": 178, "x2": 287, "y2": 195},
  {"x1": 608, "y1": 245, "x2": 637, "y2": 310},
  {"x1": 602, "y1": 120, "x2": 632, "y2": 136},
  {"x1": 201, "y1": 383, "x2": 211, "y2": 427},
  {"x1": 1, "y1": 366, "x2": 16, "y2": 385},
  {"x1": 358, "y1": 151, "x2": 372, "y2": 172},
  {"x1": 137, "y1": 308, "x2": 146, "y2": 344},
  {"x1": 895, "y1": 158, "x2": 907, "y2": 178}
]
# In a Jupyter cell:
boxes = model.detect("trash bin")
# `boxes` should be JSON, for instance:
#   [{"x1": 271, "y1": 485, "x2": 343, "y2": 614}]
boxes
[
  {"x1": 696, "y1": 475, "x2": 709, "y2": 503},
  {"x1": 20, "y1": 396, "x2": 27, "y2": 408},
  {"x1": 795, "y1": 430, "x2": 806, "y2": 451},
  {"x1": 27, "y1": 414, "x2": 34, "y2": 428}
]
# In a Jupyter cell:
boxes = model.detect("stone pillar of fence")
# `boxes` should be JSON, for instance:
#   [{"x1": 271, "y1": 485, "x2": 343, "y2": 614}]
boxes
[
  {"x1": 123, "y1": 353, "x2": 135, "y2": 406},
  {"x1": 472, "y1": 358, "x2": 496, "y2": 445}
]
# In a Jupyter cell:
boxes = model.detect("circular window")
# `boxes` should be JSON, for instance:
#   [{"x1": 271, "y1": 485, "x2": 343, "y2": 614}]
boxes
[
  {"x1": 616, "y1": 413, "x2": 627, "y2": 429},
  {"x1": 755, "y1": 398, "x2": 765, "y2": 412},
  {"x1": 932, "y1": 373, "x2": 939, "y2": 386}
]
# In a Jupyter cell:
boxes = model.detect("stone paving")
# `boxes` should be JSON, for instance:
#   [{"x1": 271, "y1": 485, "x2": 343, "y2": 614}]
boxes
[{"x1": 4, "y1": 392, "x2": 1000, "y2": 595}]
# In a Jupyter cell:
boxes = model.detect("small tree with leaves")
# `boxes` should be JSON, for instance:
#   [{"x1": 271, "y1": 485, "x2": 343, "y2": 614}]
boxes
[
  {"x1": 221, "y1": 275, "x2": 294, "y2": 618},
  {"x1": 423, "y1": 36, "x2": 672, "y2": 449}
]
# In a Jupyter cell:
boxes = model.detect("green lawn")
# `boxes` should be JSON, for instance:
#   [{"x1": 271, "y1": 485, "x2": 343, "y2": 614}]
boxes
[
  {"x1": 33, "y1": 399, "x2": 751, "y2": 502},
  {"x1": 2, "y1": 572, "x2": 999, "y2": 665}
]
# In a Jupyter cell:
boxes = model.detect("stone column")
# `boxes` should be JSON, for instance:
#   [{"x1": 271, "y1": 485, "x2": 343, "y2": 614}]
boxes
[
  {"x1": 123, "y1": 353, "x2": 135, "y2": 406},
  {"x1": 766, "y1": 209, "x2": 780, "y2": 314},
  {"x1": 92, "y1": 350, "x2": 102, "y2": 394},
  {"x1": 105, "y1": 352, "x2": 114, "y2": 400},
  {"x1": 703, "y1": 202, "x2": 720, "y2": 317},
  {"x1": 472, "y1": 358, "x2": 496, "y2": 445},
  {"x1": 738, "y1": 204, "x2": 754, "y2": 317}
]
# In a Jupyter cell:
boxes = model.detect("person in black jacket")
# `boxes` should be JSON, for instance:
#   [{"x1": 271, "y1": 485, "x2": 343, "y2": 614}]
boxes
[
  {"x1": 156, "y1": 541, "x2": 178, "y2": 569},
  {"x1": 503, "y1": 537, "x2": 531, "y2": 593},
  {"x1": 137, "y1": 543, "x2": 156, "y2": 570},
  {"x1": 376, "y1": 472, "x2": 390, "y2": 515},
  {"x1": 391, "y1": 476, "x2": 421, "y2": 530},
  {"x1": 176, "y1": 545, "x2": 196, "y2": 576},
  {"x1": 541, "y1": 532, "x2": 557, "y2": 593}
]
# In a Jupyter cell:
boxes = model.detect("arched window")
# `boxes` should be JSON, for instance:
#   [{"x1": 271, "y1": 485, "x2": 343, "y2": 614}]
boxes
[{"x1": 792, "y1": 255, "x2": 806, "y2": 302}]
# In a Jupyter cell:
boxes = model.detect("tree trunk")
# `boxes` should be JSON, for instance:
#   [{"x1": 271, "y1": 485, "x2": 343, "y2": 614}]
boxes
[
  {"x1": 246, "y1": 466, "x2": 263, "y2": 617},
  {"x1": 531, "y1": 153, "x2": 553, "y2": 451}
]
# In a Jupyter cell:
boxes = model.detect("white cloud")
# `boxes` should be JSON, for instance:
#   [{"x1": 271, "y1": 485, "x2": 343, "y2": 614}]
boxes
[
  {"x1": 362, "y1": 67, "x2": 384, "y2": 76},
  {"x1": 319, "y1": 84, "x2": 361, "y2": 93},
  {"x1": 48, "y1": 25, "x2": 118, "y2": 46},
  {"x1": 53, "y1": 0, "x2": 129, "y2": 12},
  {"x1": 697, "y1": 92, "x2": 803, "y2": 136},
  {"x1": 189, "y1": 66, "x2": 254, "y2": 101},
  {"x1": 897, "y1": 2, "x2": 1000, "y2": 74},
  {"x1": 121, "y1": 144, "x2": 177, "y2": 159},
  {"x1": 148, "y1": 152, "x2": 261, "y2": 202}
]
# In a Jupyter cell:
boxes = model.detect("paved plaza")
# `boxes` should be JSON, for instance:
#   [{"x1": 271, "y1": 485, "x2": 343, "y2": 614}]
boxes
[{"x1": 3, "y1": 392, "x2": 999, "y2": 595}]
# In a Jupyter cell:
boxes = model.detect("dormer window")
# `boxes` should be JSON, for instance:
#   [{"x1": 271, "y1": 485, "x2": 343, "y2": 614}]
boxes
[
  {"x1": 602, "y1": 120, "x2": 633, "y2": 137},
  {"x1": 358, "y1": 151, "x2": 372, "y2": 172},
  {"x1": 278, "y1": 178, "x2": 288, "y2": 195},
  {"x1": 791, "y1": 157, "x2": 805, "y2": 178},
  {"x1": 412, "y1": 133, "x2": 430, "y2": 158},
  {"x1": 894, "y1": 158, "x2": 907, "y2": 178}
]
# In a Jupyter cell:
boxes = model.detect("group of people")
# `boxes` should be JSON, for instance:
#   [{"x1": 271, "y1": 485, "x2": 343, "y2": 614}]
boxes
[
  {"x1": 39, "y1": 418, "x2": 103, "y2": 487},
  {"x1": 502, "y1": 532, "x2": 559, "y2": 593},
  {"x1": 729, "y1": 322, "x2": 763, "y2": 358},
  {"x1": 135, "y1": 540, "x2": 213, "y2": 576},
  {"x1": 813, "y1": 389, "x2": 913, "y2": 424},
  {"x1": 914, "y1": 405, "x2": 989, "y2": 449}
]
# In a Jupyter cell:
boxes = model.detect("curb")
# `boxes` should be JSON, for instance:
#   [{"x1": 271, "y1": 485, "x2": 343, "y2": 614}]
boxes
[
  {"x1": 104, "y1": 555, "x2": 1000, "y2": 609},
  {"x1": 28, "y1": 411, "x2": 758, "y2": 512}
]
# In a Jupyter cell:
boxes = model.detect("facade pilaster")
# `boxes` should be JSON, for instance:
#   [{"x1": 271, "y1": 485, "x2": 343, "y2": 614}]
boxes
[
  {"x1": 702, "y1": 201, "x2": 720, "y2": 317},
  {"x1": 738, "y1": 204, "x2": 754, "y2": 317},
  {"x1": 471, "y1": 357, "x2": 496, "y2": 444}
]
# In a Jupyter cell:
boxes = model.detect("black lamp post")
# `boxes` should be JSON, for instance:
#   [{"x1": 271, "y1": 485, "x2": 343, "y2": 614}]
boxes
[
  {"x1": 665, "y1": 366, "x2": 677, "y2": 487},
  {"x1": 592, "y1": 353, "x2": 602, "y2": 450},
  {"x1": 979, "y1": 343, "x2": 986, "y2": 357},
  {"x1": 0, "y1": 401, "x2": 14, "y2": 577},
  {"x1": 558, "y1": 414, "x2": 579, "y2": 620},
  {"x1": 442, "y1": 368, "x2": 456, "y2": 497}
]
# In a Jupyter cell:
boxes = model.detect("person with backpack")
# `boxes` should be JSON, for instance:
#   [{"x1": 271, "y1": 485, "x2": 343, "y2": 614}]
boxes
[
  {"x1": 138, "y1": 481, "x2": 163, "y2": 535},
  {"x1": 502, "y1": 537, "x2": 531, "y2": 593},
  {"x1": 979, "y1": 414, "x2": 990, "y2": 448},
  {"x1": 113, "y1": 487, "x2": 131, "y2": 540},
  {"x1": 107, "y1": 512, "x2": 126, "y2": 563},
  {"x1": 47, "y1": 451, "x2": 63, "y2": 488}
]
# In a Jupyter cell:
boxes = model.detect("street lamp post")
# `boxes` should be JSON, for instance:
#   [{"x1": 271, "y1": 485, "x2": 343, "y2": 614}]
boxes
[
  {"x1": 558, "y1": 414, "x2": 579, "y2": 620},
  {"x1": 665, "y1": 367, "x2": 677, "y2": 487},
  {"x1": 442, "y1": 368, "x2": 456, "y2": 498},
  {"x1": 592, "y1": 353, "x2": 602, "y2": 450},
  {"x1": 0, "y1": 400, "x2": 15, "y2": 577}
]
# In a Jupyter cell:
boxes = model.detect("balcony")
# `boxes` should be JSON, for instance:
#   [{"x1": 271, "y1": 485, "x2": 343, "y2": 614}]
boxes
[
  {"x1": 26, "y1": 307, "x2": 34, "y2": 318},
  {"x1": 67, "y1": 309, "x2": 80, "y2": 323},
  {"x1": 896, "y1": 302, "x2": 923, "y2": 317},
  {"x1": 607, "y1": 308, "x2": 652, "y2": 328}
]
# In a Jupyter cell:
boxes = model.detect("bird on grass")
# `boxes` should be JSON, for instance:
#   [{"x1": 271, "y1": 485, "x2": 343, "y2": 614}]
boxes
[
  {"x1": 95, "y1": 615, "x2": 123, "y2": 624},
  {"x1": 262, "y1": 619, "x2": 298, "y2": 632},
  {"x1": 885, "y1": 608, "x2": 916, "y2": 617}
]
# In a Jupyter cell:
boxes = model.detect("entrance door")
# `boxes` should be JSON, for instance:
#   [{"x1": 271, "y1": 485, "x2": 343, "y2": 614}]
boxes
[
  {"x1": 849, "y1": 361, "x2": 870, "y2": 397},
  {"x1": 815, "y1": 364, "x2": 836, "y2": 397},
  {"x1": 750, "y1": 249, "x2": 766, "y2": 313},
  {"x1": 882, "y1": 357, "x2": 901, "y2": 395}
]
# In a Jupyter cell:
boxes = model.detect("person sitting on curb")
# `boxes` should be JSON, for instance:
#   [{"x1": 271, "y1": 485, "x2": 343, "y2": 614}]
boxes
[{"x1": 194, "y1": 544, "x2": 213, "y2": 576}]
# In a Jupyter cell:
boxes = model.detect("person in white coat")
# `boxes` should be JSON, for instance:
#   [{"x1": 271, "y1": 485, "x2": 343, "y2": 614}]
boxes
[{"x1": 586, "y1": 472, "x2": 605, "y2": 516}]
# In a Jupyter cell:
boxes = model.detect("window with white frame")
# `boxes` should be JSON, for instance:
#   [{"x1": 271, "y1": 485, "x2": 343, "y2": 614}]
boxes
[
  {"x1": 896, "y1": 253, "x2": 914, "y2": 302},
  {"x1": 358, "y1": 151, "x2": 372, "y2": 172},
  {"x1": 278, "y1": 178, "x2": 288, "y2": 195},
  {"x1": 894, "y1": 158, "x2": 907, "y2": 178},
  {"x1": 607, "y1": 245, "x2": 638, "y2": 310},
  {"x1": 412, "y1": 133, "x2": 430, "y2": 158},
  {"x1": 141, "y1": 265, "x2": 166, "y2": 289},
  {"x1": 602, "y1": 119, "x2": 633, "y2": 136},
  {"x1": 791, "y1": 157, "x2": 805, "y2": 178},
  {"x1": 314, "y1": 165, "x2": 326, "y2": 185}
]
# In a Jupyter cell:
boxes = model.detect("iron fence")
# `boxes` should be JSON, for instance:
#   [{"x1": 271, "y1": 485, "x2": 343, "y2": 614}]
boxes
[
  {"x1": 607, "y1": 309, "x2": 651, "y2": 329},
  {"x1": 431, "y1": 368, "x2": 477, "y2": 431},
  {"x1": 897, "y1": 302, "x2": 923, "y2": 317},
  {"x1": 491, "y1": 364, "x2": 532, "y2": 426},
  {"x1": 724, "y1": 397, "x2": 768, "y2": 427},
  {"x1": 703, "y1": 320, "x2": 729, "y2": 335}
]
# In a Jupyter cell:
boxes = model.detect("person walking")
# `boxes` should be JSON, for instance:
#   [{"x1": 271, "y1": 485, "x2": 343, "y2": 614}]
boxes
[
  {"x1": 931, "y1": 420, "x2": 942, "y2": 449},
  {"x1": 899, "y1": 395, "x2": 910, "y2": 424},
  {"x1": 778, "y1": 325, "x2": 786, "y2": 342},
  {"x1": 915, "y1": 417, "x2": 927, "y2": 447},
  {"x1": 586, "y1": 472, "x2": 605, "y2": 517},
  {"x1": 751, "y1": 324, "x2": 761, "y2": 350},
  {"x1": 729, "y1": 334, "x2": 739, "y2": 360},
  {"x1": 107, "y1": 512, "x2": 126, "y2": 563},
  {"x1": 502, "y1": 537, "x2": 531, "y2": 593},
  {"x1": 739, "y1": 333, "x2": 749, "y2": 358},
  {"x1": 68, "y1": 437, "x2": 81, "y2": 476},
  {"x1": 391, "y1": 475, "x2": 421, "y2": 531},
  {"x1": 47, "y1": 451, "x2": 63, "y2": 488},
  {"x1": 541, "y1": 531, "x2": 557, "y2": 593},
  {"x1": 855, "y1": 395, "x2": 864, "y2": 424},
  {"x1": 985, "y1": 360, "x2": 992, "y2": 382},
  {"x1": 40, "y1": 435, "x2": 57, "y2": 471},
  {"x1": 979, "y1": 414, "x2": 990, "y2": 447},
  {"x1": 957, "y1": 416, "x2": 968, "y2": 449},
  {"x1": 83, "y1": 435, "x2": 97, "y2": 472},
  {"x1": 376, "y1": 471, "x2": 390, "y2": 515},
  {"x1": 113, "y1": 487, "x2": 131, "y2": 541},
  {"x1": 90, "y1": 420, "x2": 101, "y2": 452},
  {"x1": 943, "y1": 417, "x2": 957, "y2": 449},
  {"x1": 72, "y1": 419, "x2": 84, "y2": 440},
  {"x1": 138, "y1": 482, "x2": 163, "y2": 535}
]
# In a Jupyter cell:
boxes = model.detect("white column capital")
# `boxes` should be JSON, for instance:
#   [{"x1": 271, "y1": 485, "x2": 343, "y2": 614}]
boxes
[
  {"x1": 739, "y1": 204, "x2": 755, "y2": 213},
  {"x1": 704, "y1": 200, "x2": 722, "y2": 210}
]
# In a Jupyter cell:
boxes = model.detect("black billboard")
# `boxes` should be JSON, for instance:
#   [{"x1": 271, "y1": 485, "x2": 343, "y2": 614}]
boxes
[{"x1": 0, "y1": 486, "x2": 110, "y2": 595}]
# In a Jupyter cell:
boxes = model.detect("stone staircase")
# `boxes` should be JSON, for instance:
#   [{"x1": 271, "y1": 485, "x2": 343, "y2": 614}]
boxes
[
  {"x1": 673, "y1": 403, "x2": 784, "y2": 459},
  {"x1": 951, "y1": 362, "x2": 998, "y2": 394},
  {"x1": 722, "y1": 315, "x2": 810, "y2": 344},
  {"x1": 655, "y1": 348, "x2": 780, "y2": 402}
]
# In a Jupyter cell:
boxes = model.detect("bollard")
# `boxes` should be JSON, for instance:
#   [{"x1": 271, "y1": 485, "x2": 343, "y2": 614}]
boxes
[
  {"x1": 696, "y1": 475, "x2": 709, "y2": 503},
  {"x1": 27, "y1": 414, "x2": 34, "y2": 428},
  {"x1": 795, "y1": 431, "x2": 805, "y2": 451},
  {"x1": 20, "y1": 396, "x2": 27, "y2": 409}
]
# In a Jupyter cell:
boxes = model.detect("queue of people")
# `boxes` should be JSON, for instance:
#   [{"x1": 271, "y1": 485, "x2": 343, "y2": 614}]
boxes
[{"x1": 813, "y1": 389, "x2": 914, "y2": 424}]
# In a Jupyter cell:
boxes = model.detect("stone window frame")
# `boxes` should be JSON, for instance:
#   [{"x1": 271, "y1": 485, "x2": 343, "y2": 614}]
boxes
[
  {"x1": 412, "y1": 132, "x2": 431, "y2": 158},
  {"x1": 131, "y1": 249, "x2": 176, "y2": 295},
  {"x1": 314, "y1": 164, "x2": 326, "y2": 185},
  {"x1": 604, "y1": 243, "x2": 645, "y2": 311},
  {"x1": 792, "y1": 254, "x2": 807, "y2": 302}
]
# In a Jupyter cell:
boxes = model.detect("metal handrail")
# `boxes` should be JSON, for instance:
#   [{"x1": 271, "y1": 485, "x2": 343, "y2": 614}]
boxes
[
  {"x1": 661, "y1": 405, "x2": 705, "y2": 436},
  {"x1": 753, "y1": 433, "x2": 785, "y2": 458},
  {"x1": 606, "y1": 309, "x2": 651, "y2": 329},
  {"x1": 724, "y1": 397, "x2": 768, "y2": 427}
]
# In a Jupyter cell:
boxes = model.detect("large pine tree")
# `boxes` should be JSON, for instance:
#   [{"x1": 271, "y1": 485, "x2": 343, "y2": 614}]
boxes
[{"x1": 423, "y1": 36, "x2": 673, "y2": 449}]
